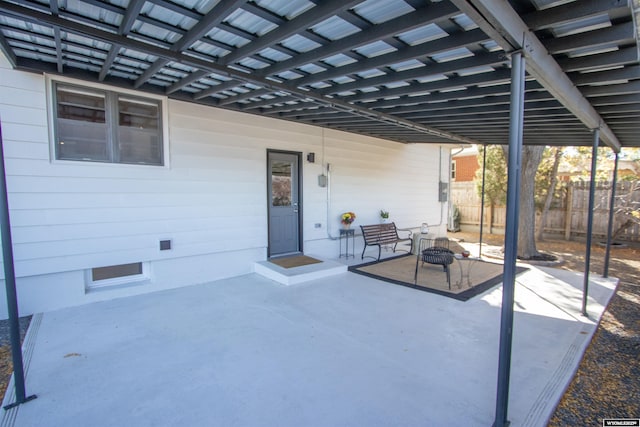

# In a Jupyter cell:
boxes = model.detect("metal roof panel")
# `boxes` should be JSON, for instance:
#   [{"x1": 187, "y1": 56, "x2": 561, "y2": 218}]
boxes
[
  {"x1": 226, "y1": 8, "x2": 276, "y2": 36},
  {"x1": 62, "y1": 0, "x2": 121, "y2": 27},
  {"x1": 280, "y1": 34, "x2": 321, "y2": 53},
  {"x1": 397, "y1": 23, "x2": 448, "y2": 46},
  {"x1": 354, "y1": 40, "x2": 396, "y2": 58},
  {"x1": 0, "y1": 0, "x2": 637, "y2": 147},
  {"x1": 254, "y1": 0, "x2": 314, "y2": 20},
  {"x1": 311, "y1": 16, "x2": 360, "y2": 40},
  {"x1": 352, "y1": 0, "x2": 414, "y2": 25}
]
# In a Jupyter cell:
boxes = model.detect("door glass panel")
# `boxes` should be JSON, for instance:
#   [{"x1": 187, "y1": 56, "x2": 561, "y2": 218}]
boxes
[{"x1": 271, "y1": 161, "x2": 292, "y2": 206}]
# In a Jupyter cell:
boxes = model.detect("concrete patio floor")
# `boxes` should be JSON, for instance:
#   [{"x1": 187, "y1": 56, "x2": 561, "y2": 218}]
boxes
[{"x1": 2, "y1": 261, "x2": 616, "y2": 426}]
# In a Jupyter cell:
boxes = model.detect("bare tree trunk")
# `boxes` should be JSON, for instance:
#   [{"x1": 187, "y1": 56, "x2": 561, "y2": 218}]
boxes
[
  {"x1": 502, "y1": 145, "x2": 545, "y2": 259},
  {"x1": 536, "y1": 148, "x2": 562, "y2": 241},
  {"x1": 489, "y1": 202, "x2": 494, "y2": 234}
]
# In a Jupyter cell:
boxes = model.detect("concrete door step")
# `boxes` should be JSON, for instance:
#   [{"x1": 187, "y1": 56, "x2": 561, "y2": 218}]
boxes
[{"x1": 254, "y1": 256, "x2": 347, "y2": 285}]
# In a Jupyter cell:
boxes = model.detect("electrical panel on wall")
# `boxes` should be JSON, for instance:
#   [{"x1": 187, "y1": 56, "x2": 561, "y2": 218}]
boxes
[{"x1": 439, "y1": 182, "x2": 448, "y2": 202}]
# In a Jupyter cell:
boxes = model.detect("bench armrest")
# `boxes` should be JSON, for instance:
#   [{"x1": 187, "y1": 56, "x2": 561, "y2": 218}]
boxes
[{"x1": 396, "y1": 227, "x2": 413, "y2": 240}]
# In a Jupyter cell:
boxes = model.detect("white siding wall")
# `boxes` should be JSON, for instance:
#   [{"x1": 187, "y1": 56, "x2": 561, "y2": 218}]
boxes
[{"x1": 0, "y1": 53, "x2": 450, "y2": 318}]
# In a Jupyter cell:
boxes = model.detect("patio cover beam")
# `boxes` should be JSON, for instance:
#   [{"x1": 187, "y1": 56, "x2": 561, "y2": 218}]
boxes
[
  {"x1": 0, "y1": 22, "x2": 16, "y2": 68},
  {"x1": 376, "y1": 89, "x2": 553, "y2": 115},
  {"x1": 240, "y1": 95, "x2": 299, "y2": 110},
  {"x1": 99, "y1": 0, "x2": 145, "y2": 81},
  {"x1": 544, "y1": 21, "x2": 635, "y2": 55},
  {"x1": 165, "y1": 70, "x2": 210, "y2": 95},
  {"x1": 49, "y1": 1, "x2": 62, "y2": 74},
  {"x1": 364, "y1": 80, "x2": 544, "y2": 110},
  {"x1": 522, "y1": 0, "x2": 629, "y2": 30},
  {"x1": 572, "y1": 65, "x2": 640, "y2": 86},
  {"x1": 219, "y1": 0, "x2": 363, "y2": 66},
  {"x1": 558, "y1": 46, "x2": 638, "y2": 73},
  {"x1": 194, "y1": 80, "x2": 246, "y2": 101},
  {"x1": 453, "y1": 0, "x2": 622, "y2": 152},
  {"x1": 134, "y1": 0, "x2": 247, "y2": 88},
  {"x1": 316, "y1": 51, "x2": 507, "y2": 96},
  {"x1": 0, "y1": 1, "x2": 476, "y2": 144},
  {"x1": 581, "y1": 80, "x2": 640, "y2": 97},
  {"x1": 293, "y1": 29, "x2": 490, "y2": 88},
  {"x1": 341, "y1": 68, "x2": 513, "y2": 103},
  {"x1": 256, "y1": 1, "x2": 452, "y2": 77}
]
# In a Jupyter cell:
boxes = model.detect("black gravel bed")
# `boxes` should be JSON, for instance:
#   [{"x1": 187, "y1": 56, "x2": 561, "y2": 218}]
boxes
[
  {"x1": 549, "y1": 282, "x2": 640, "y2": 426},
  {"x1": 0, "y1": 315, "x2": 32, "y2": 347}
]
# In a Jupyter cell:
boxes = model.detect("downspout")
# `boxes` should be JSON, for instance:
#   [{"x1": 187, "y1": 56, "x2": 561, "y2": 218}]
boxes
[
  {"x1": 325, "y1": 162, "x2": 338, "y2": 240},
  {"x1": 479, "y1": 143, "x2": 487, "y2": 257},
  {"x1": 448, "y1": 145, "x2": 465, "y2": 231},
  {"x1": 322, "y1": 128, "x2": 338, "y2": 241},
  {"x1": 435, "y1": 146, "x2": 444, "y2": 227},
  {"x1": 433, "y1": 145, "x2": 463, "y2": 229}
]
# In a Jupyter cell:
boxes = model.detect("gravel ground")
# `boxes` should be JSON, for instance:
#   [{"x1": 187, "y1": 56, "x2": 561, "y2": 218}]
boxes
[
  {"x1": 452, "y1": 231, "x2": 640, "y2": 426},
  {"x1": 0, "y1": 315, "x2": 31, "y2": 399},
  {"x1": 0, "y1": 234, "x2": 637, "y2": 425}
]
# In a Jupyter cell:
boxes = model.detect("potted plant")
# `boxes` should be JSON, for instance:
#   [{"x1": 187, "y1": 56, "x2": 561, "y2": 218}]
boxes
[
  {"x1": 341, "y1": 212, "x2": 356, "y2": 229},
  {"x1": 379, "y1": 209, "x2": 389, "y2": 223}
]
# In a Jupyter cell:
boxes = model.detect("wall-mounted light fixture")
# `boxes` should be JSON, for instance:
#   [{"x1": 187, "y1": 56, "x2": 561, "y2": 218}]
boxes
[{"x1": 307, "y1": 152, "x2": 315, "y2": 163}]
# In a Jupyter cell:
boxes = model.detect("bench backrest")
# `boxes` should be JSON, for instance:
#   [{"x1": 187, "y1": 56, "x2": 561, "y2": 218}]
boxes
[{"x1": 360, "y1": 223, "x2": 400, "y2": 244}]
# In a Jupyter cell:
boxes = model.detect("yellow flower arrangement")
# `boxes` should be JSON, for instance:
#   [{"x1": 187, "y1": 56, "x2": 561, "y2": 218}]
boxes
[{"x1": 341, "y1": 212, "x2": 356, "y2": 225}]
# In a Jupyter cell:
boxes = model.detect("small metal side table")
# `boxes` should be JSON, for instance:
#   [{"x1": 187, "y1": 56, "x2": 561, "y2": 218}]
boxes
[
  {"x1": 455, "y1": 254, "x2": 480, "y2": 288},
  {"x1": 339, "y1": 228, "x2": 355, "y2": 259}
]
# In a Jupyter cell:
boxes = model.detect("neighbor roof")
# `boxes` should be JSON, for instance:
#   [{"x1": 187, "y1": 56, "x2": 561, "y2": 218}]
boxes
[{"x1": 0, "y1": 0, "x2": 638, "y2": 149}]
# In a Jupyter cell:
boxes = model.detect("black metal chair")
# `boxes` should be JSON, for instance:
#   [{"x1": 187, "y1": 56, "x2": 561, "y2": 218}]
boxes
[{"x1": 414, "y1": 237, "x2": 455, "y2": 289}]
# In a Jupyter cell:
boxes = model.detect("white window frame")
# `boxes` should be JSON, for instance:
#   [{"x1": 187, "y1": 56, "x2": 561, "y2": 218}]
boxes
[
  {"x1": 46, "y1": 75, "x2": 170, "y2": 168},
  {"x1": 451, "y1": 160, "x2": 457, "y2": 180}
]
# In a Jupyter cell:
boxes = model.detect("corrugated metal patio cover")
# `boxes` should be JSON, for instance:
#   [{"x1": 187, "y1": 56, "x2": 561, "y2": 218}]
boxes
[{"x1": 0, "y1": 0, "x2": 638, "y2": 148}]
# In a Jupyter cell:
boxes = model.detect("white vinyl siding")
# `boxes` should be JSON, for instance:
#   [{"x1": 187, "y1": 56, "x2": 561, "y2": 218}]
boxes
[{"x1": 0, "y1": 52, "x2": 449, "y2": 317}]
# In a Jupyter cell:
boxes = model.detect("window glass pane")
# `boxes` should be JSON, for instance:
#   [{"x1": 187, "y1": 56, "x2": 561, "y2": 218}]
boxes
[
  {"x1": 118, "y1": 96, "x2": 162, "y2": 165},
  {"x1": 55, "y1": 85, "x2": 109, "y2": 161},
  {"x1": 56, "y1": 86, "x2": 106, "y2": 122},
  {"x1": 92, "y1": 262, "x2": 143, "y2": 282},
  {"x1": 272, "y1": 161, "x2": 292, "y2": 206}
]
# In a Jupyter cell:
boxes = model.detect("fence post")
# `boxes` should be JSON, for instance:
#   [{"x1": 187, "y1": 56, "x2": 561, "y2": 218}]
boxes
[{"x1": 564, "y1": 181, "x2": 573, "y2": 240}]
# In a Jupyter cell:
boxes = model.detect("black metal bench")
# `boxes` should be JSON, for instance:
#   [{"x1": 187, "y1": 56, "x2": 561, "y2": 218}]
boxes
[{"x1": 360, "y1": 223, "x2": 412, "y2": 261}]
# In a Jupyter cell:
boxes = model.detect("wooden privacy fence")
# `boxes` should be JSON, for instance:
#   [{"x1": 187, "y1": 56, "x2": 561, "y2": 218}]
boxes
[{"x1": 451, "y1": 180, "x2": 640, "y2": 242}]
